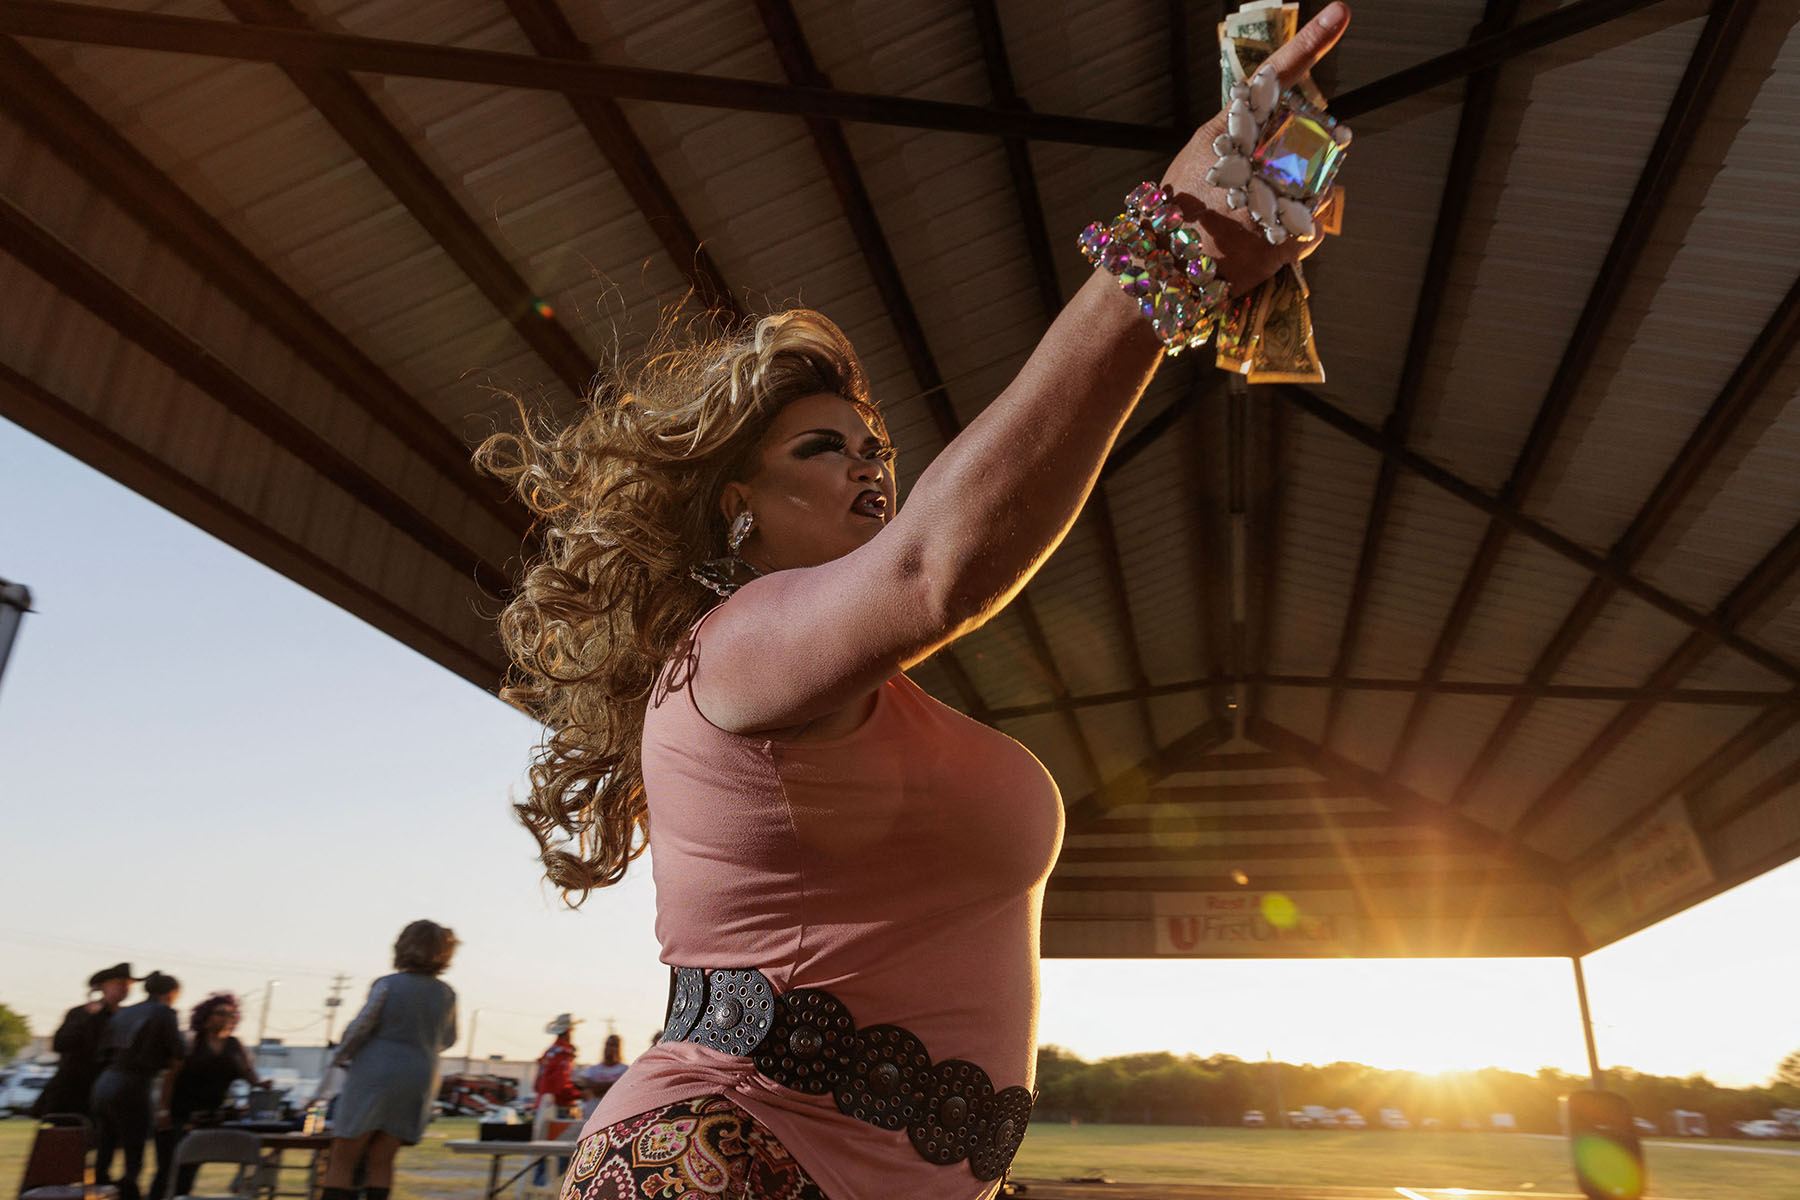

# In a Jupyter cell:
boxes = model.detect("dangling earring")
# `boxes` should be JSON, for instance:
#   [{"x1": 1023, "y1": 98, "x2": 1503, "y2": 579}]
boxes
[{"x1": 690, "y1": 509, "x2": 765, "y2": 598}]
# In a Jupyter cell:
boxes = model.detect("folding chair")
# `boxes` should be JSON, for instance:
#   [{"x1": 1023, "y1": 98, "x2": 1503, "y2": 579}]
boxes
[
  {"x1": 164, "y1": 1131, "x2": 263, "y2": 1200},
  {"x1": 17, "y1": 1114, "x2": 119, "y2": 1200}
]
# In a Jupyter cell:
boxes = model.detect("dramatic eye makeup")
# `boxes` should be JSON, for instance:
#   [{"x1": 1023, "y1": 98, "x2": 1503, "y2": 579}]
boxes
[{"x1": 793, "y1": 429, "x2": 896, "y2": 462}]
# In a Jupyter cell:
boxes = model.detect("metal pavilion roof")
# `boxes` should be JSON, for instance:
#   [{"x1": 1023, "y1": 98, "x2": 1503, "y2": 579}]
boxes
[{"x1": 3, "y1": 0, "x2": 1798, "y2": 962}]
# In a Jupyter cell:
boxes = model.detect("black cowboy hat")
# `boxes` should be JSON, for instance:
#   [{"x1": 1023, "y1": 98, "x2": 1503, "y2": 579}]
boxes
[{"x1": 88, "y1": 963, "x2": 140, "y2": 989}]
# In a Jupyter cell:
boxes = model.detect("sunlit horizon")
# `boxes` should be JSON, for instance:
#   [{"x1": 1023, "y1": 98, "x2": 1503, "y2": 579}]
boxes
[{"x1": 4, "y1": 418, "x2": 1798, "y2": 1093}]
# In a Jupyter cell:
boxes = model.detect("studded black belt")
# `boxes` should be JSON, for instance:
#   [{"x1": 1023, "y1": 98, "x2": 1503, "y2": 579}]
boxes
[{"x1": 660, "y1": 966, "x2": 1033, "y2": 1182}]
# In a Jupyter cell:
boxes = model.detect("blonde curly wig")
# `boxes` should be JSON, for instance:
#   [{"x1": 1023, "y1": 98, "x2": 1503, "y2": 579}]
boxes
[{"x1": 476, "y1": 309, "x2": 884, "y2": 902}]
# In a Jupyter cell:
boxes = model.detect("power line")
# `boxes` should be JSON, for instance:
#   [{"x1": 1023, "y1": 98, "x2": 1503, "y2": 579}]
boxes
[{"x1": 0, "y1": 927, "x2": 347, "y2": 979}]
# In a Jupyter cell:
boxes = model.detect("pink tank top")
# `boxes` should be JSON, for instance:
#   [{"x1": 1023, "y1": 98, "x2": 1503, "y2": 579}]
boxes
[{"x1": 586, "y1": 607, "x2": 1064, "y2": 1200}]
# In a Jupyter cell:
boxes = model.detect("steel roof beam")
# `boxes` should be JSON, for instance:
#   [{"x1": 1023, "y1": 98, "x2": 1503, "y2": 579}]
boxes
[
  {"x1": 1248, "y1": 392, "x2": 1286, "y2": 721},
  {"x1": 1331, "y1": 0, "x2": 1678, "y2": 119},
  {"x1": 0, "y1": 37, "x2": 529, "y2": 544},
  {"x1": 1276, "y1": 387, "x2": 1800, "y2": 688},
  {"x1": 968, "y1": 0, "x2": 1161, "y2": 764},
  {"x1": 1379, "y1": 0, "x2": 1752, "y2": 786},
  {"x1": 1701, "y1": 749, "x2": 1800, "y2": 836},
  {"x1": 985, "y1": 675, "x2": 1792, "y2": 720},
  {"x1": 1512, "y1": 508, "x2": 1800, "y2": 843},
  {"x1": 1453, "y1": 262, "x2": 1800, "y2": 808},
  {"x1": 747, "y1": 0, "x2": 1065, "y2": 772},
  {"x1": 0, "y1": 362, "x2": 506, "y2": 687},
  {"x1": 1063, "y1": 720, "x2": 1229, "y2": 832},
  {"x1": 1047, "y1": 866, "x2": 1542, "y2": 894},
  {"x1": 498, "y1": 0, "x2": 739, "y2": 321},
  {"x1": 1320, "y1": 0, "x2": 1519, "y2": 747},
  {"x1": 1059, "y1": 837, "x2": 1465, "y2": 864},
  {"x1": 0, "y1": 0, "x2": 1689, "y2": 149},
  {"x1": 1567, "y1": 697, "x2": 1800, "y2": 877},
  {"x1": 1245, "y1": 714, "x2": 1559, "y2": 880},
  {"x1": 223, "y1": 0, "x2": 596, "y2": 395},
  {"x1": 1083, "y1": 809, "x2": 1436, "y2": 836},
  {"x1": 0, "y1": 199, "x2": 514, "y2": 600}
]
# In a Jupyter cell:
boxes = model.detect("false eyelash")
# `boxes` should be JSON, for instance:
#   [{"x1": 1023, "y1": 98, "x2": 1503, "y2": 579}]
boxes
[{"x1": 801, "y1": 434, "x2": 895, "y2": 462}]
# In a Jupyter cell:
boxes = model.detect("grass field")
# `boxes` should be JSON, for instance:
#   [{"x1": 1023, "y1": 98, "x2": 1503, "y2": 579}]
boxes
[{"x1": 6, "y1": 1115, "x2": 1796, "y2": 1199}]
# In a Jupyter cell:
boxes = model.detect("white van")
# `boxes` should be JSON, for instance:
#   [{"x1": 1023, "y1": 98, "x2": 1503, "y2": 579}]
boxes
[{"x1": 0, "y1": 1066, "x2": 54, "y2": 1115}]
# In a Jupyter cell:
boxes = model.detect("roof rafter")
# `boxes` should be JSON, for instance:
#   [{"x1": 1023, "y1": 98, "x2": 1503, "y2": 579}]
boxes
[
  {"x1": 1244, "y1": 714, "x2": 1561, "y2": 883},
  {"x1": 222, "y1": 0, "x2": 595, "y2": 395},
  {"x1": 986, "y1": 674, "x2": 1793, "y2": 721},
  {"x1": 1512, "y1": 507, "x2": 1800, "y2": 842},
  {"x1": 743, "y1": 0, "x2": 1041, "y2": 765},
  {"x1": 0, "y1": 198, "x2": 513, "y2": 599},
  {"x1": 1059, "y1": 837, "x2": 1467, "y2": 864},
  {"x1": 1079, "y1": 809, "x2": 1440, "y2": 836},
  {"x1": 1048, "y1": 866, "x2": 1542, "y2": 894},
  {"x1": 0, "y1": 362, "x2": 506, "y2": 686},
  {"x1": 1454, "y1": 262, "x2": 1800, "y2": 807},
  {"x1": 0, "y1": 35, "x2": 529, "y2": 543},
  {"x1": 968, "y1": 0, "x2": 1161, "y2": 769},
  {"x1": 0, "y1": 0, "x2": 1691, "y2": 148},
  {"x1": 1379, "y1": 0, "x2": 1754, "y2": 786},
  {"x1": 497, "y1": 0, "x2": 740, "y2": 321},
  {"x1": 1276, "y1": 385, "x2": 1800, "y2": 689},
  {"x1": 1568, "y1": 697, "x2": 1800, "y2": 877},
  {"x1": 1320, "y1": 0, "x2": 1520, "y2": 748}
]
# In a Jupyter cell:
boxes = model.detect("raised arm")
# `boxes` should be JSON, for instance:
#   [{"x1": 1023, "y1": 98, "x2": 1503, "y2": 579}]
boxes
[{"x1": 696, "y1": 4, "x2": 1349, "y2": 733}]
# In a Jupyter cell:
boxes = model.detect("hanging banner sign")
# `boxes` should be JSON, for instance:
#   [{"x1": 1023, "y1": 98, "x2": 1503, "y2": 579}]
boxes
[
  {"x1": 1152, "y1": 890, "x2": 1362, "y2": 955},
  {"x1": 1570, "y1": 796, "x2": 1713, "y2": 945},
  {"x1": 1615, "y1": 796, "x2": 1714, "y2": 916}
]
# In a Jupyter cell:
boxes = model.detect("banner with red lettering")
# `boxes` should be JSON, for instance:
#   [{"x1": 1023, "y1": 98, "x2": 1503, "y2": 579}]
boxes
[{"x1": 1152, "y1": 890, "x2": 1363, "y2": 955}]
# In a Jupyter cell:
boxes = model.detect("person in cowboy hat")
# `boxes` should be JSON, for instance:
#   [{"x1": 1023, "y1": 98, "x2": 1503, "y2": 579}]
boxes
[
  {"x1": 533, "y1": 1014, "x2": 583, "y2": 1107},
  {"x1": 33, "y1": 962, "x2": 138, "y2": 1118}
]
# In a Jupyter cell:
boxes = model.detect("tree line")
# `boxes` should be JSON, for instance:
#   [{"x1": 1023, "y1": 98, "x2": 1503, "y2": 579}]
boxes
[{"x1": 1032, "y1": 1046, "x2": 1800, "y2": 1134}]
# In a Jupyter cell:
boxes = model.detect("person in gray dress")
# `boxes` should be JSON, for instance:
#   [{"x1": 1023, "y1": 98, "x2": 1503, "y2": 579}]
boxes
[{"x1": 321, "y1": 920, "x2": 458, "y2": 1200}]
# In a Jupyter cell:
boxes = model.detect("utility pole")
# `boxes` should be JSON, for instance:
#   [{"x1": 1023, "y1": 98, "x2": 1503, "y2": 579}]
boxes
[
  {"x1": 462, "y1": 1008, "x2": 482, "y2": 1074},
  {"x1": 323, "y1": 974, "x2": 350, "y2": 1045},
  {"x1": 255, "y1": 979, "x2": 280, "y2": 1045}
]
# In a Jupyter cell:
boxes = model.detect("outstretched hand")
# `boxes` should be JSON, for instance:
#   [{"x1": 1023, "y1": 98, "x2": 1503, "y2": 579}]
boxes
[{"x1": 1164, "y1": 1, "x2": 1351, "y2": 294}]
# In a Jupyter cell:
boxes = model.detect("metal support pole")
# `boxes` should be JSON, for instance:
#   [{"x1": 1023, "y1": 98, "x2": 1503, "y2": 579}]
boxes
[
  {"x1": 0, "y1": 578, "x2": 32, "y2": 694},
  {"x1": 1571, "y1": 955, "x2": 1603, "y2": 1089}
]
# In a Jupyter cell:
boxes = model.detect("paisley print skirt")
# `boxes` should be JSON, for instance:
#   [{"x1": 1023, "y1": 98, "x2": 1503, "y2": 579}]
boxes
[{"x1": 558, "y1": 1095, "x2": 829, "y2": 1200}]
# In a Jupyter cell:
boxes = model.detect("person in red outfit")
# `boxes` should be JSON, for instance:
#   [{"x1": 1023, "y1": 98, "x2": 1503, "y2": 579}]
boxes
[{"x1": 533, "y1": 1014, "x2": 582, "y2": 1107}]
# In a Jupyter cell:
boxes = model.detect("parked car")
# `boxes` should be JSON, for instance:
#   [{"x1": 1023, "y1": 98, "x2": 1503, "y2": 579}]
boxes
[
  {"x1": 1668, "y1": 1109, "x2": 1709, "y2": 1137},
  {"x1": 1634, "y1": 1117, "x2": 1658, "y2": 1135},
  {"x1": 1286, "y1": 1110, "x2": 1313, "y2": 1129},
  {"x1": 1490, "y1": 1112, "x2": 1517, "y2": 1132},
  {"x1": 1378, "y1": 1107, "x2": 1412, "y2": 1131},
  {"x1": 1735, "y1": 1120, "x2": 1785, "y2": 1139},
  {"x1": 1241, "y1": 1109, "x2": 1266, "y2": 1128},
  {"x1": 1420, "y1": 1117, "x2": 1443, "y2": 1131},
  {"x1": 0, "y1": 1067, "x2": 52, "y2": 1116},
  {"x1": 1337, "y1": 1108, "x2": 1367, "y2": 1130}
]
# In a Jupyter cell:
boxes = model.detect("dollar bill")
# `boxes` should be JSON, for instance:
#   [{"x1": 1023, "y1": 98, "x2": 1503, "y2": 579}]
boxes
[
  {"x1": 1211, "y1": 2, "x2": 1334, "y2": 384},
  {"x1": 1219, "y1": 2, "x2": 1325, "y2": 111},
  {"x1": 1313, "y1": 185, "x2": 1344, "y2": 237},
  {"x1": 1246, "y1": 262, "x2": 1325, "y2": 383}
]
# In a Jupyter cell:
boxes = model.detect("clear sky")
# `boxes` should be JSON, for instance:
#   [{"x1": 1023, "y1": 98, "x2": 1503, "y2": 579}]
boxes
[{"x1": 3, "y1": 417, "x2": 1797, "y2": 1087}]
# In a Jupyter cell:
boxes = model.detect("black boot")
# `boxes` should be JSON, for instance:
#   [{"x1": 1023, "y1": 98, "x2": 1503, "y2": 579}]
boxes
[
  {"x1": 321, "y1": 1188, "x2": 359, "y2": 1200},
  {"x1": 364, "y1": 1188, "x2": 390, "y2": 1200}
]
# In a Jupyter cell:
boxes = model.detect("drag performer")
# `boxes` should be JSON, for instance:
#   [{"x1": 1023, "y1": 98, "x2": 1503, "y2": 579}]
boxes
[{"x1": 479, "y1": 7, "x2": 1351, "y2": 1196}]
